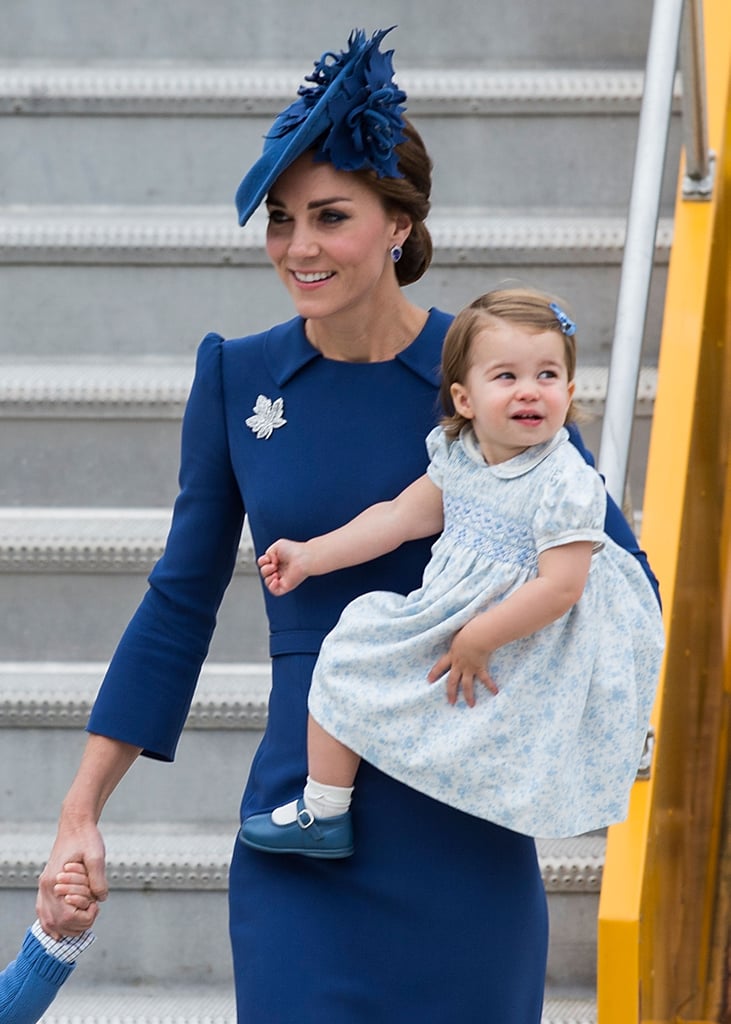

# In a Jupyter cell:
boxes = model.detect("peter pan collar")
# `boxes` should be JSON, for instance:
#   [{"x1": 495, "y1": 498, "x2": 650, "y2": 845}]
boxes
[
  {"x1": 460, "y1": 426, "x2": 569, "y2": 478},
  {"x1": 263, "y1": 309, "x2": 452, "y2": 387}
]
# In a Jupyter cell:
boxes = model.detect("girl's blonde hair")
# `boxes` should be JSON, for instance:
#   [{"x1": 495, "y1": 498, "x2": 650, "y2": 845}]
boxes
[{"x1": 440, "y1": 286, "x2": 580, "y2": 440}]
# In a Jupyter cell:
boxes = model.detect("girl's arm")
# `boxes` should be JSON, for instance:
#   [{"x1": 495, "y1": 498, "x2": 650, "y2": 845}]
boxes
[
  {"x1": 259, "y1": 473, "x2": 444, "y2": 596},
  {"x1": 428, "y1": 540, "x2": 594, "y2": 706}
]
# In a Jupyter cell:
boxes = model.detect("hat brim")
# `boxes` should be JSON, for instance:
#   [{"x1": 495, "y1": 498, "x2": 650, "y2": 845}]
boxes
[
  {"x1": 235, "y1": 27, "x2": 405, "y2": 227},
  {"x1": 235, "y1": 93, "x2": 333, "y2": 227}
]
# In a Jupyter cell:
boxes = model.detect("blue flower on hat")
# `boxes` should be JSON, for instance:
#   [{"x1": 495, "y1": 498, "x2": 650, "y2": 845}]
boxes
[
  {"x1": 235, "y1": 27, "x2": 408, "y2": 225},
  {"x1": 270, "y1": 27, "x2": 407, "y2": 177}
]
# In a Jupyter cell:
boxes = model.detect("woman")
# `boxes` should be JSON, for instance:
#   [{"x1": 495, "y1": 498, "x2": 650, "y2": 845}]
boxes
[{"x1": 36, "y1": 29, "x2": 658, "y2": 1023}]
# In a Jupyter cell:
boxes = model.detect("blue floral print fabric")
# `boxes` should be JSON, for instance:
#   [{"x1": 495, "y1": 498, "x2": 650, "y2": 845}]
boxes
[{"x1": 308, "y1": 426, "x2": 665, "y2": 838}]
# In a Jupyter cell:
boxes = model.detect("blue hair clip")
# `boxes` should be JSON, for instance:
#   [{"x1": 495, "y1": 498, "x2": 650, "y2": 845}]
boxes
[{"x1": 549, "y1": 302, "x2": 577, "y2": 337}]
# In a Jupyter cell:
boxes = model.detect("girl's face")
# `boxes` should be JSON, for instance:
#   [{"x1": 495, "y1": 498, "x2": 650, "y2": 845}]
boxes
[
  {"x1": 449, "y1": 320, "x2": 575, "y2": 465},
  {"x1": 264, "y1": 153, "x2": 410, "y2": 326}
]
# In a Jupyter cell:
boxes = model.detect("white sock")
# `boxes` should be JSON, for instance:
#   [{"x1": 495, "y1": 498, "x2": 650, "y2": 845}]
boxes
[
  {"x1": 271, "y1": 799, "x2": 300, "y2": 826},
  {"x1": 270, "y1": 776, "x2": 354, "y2": 826},
  {"x1": 303, "y1": 775, "x2": 354, "y2": 819}
]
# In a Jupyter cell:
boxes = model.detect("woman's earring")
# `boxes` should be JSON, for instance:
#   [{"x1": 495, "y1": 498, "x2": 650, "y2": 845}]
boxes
[{"x1": 390, "y1": 244, "x2": 403, "y2": 263}]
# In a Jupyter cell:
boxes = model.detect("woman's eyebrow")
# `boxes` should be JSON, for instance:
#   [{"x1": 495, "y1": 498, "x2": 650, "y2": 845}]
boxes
[
  {"x1": 308, "y1": 196, "x2": 352, "y2": 209},
  {"x1": 266, "y1": 194, "x2": 353, "y2": 210}
]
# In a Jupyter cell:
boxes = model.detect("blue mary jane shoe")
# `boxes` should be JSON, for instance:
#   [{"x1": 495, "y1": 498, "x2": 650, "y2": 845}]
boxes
[{"x1": 240, "y1": 799, "x2": 354, "y2": 859}]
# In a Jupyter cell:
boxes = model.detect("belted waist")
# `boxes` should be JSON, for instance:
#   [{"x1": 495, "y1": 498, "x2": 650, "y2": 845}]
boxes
[{"x1": 269, "y1": 629, "x2": 329, "y2": 657}]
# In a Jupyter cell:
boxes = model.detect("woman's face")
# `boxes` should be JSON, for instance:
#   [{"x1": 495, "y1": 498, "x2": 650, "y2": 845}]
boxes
[{"x1": 264, "y1": 153, "x2": 409, "y2": 325}]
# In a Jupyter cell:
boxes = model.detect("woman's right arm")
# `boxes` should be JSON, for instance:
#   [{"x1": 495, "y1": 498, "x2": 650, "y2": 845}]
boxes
[
  {"x1": 36, "y1": 734, "x2": 142, "y2": 938},
  {"x1": 38, "y1": 334, "x2": 245, "y2": 934},
  {"x1": 259, "y1": 473, "x2": 444, "y2": 595},
  {"x1": 86, "y1": 334, "x2": 245, "y2": 760}
]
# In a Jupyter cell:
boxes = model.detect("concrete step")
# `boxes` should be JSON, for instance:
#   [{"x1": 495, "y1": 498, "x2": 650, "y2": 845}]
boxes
[
  {"x1": 0, "y1": 0, "x2": 651, "y2": 67},
  {"x1": 0, "y1": 360, "x2": 188, "y2": 507},
  {"x1": 3, "y1": 824, "x2": 233, "y2": 986},
  {"x1": 39, "y1": 986, "x2": 596, "y2": 1023},
  {"x1": 0, "y1": 661, "x2": 269, "y2": 823},
  {"x1": 0, "y1": 205, "x2": 672, "y2": 359},
  {"x1": 0, "y1": 359, "x2": 659, "y2": 507},
  {"x1": 0, "y1": 509, "x2": 268, "y2": 662},
  {"x1": 0, "y1": 822, "x2": 605, "y2": 992},
  {"x1": 39, "y1": 986, "x2": 239, "y2": 1024},
  {"x1": 0, "y1": 66, "x2": 682, "y2": 208}
]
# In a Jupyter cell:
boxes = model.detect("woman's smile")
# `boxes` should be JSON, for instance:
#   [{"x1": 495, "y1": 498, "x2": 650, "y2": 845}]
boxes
[{"x1": 292, "y1": 270, "x2": 336, "y2": 285}]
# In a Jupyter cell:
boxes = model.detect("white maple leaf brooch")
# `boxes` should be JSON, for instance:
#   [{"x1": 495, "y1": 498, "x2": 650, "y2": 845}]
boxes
[{"x1": 245, "y1": 395, "x2": 287, "y2": 439}]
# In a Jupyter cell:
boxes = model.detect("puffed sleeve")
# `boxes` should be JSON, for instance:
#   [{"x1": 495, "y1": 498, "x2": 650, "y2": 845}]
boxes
[
  {"x1": 566, "y1": 422, "x2": 660, "y2": 604},
  {"x1": 533, "y1": 454, "x2": 606, "y2": 555},
  {"x1": 425, "y1": 426, "x2": 449, "y2": 489},
  {"x1": 87, "y1": 333, "x2": 245, "y2": 760}
]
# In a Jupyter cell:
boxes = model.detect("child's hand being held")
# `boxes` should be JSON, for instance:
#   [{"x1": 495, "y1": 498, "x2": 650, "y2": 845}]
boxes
[{"x1": 54, "y1": 861, "x2": 95, "y2": 912}]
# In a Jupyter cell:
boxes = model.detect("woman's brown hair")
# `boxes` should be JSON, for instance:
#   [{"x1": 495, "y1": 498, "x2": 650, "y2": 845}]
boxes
[{"x1": 352, "y1": 118, "x2": 434, "y2": 286}]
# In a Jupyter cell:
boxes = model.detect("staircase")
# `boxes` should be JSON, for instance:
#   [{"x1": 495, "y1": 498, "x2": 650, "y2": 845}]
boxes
[{"x1": 0, "y1": 2, "x2": 679, "y2": 1020}]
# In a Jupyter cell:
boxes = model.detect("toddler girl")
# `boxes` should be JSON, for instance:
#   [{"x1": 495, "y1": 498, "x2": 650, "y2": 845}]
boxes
[{"x1": 242, "y1": 286, "x2": 665, "y2": 856}]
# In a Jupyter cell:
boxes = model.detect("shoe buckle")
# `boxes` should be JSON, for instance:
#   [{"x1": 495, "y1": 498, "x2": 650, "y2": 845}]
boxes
[{"x1": 297, "y1": 807, "x2": 315, "y2": 829}]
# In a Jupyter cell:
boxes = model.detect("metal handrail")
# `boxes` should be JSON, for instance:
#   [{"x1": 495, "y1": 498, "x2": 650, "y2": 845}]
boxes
[
  {"x1": 597, "y1": 0, "x2": 714, "y2": 506},
  {"x1": 681, "y1": 0, "x2": 715, "y2": 195}
]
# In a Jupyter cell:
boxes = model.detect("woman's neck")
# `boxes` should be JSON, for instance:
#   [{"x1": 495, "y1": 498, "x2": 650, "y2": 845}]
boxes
[{"x1": 305, "y1": 301, "x2": 429, "y2": 363}]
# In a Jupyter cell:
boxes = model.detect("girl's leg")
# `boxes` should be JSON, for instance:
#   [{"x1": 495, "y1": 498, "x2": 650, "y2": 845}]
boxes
[
  {"x1": 296, "y1": 715, "x2": 359, "y2": 821},
  {"x1": 238, "y1": 669, "x2": 356, "y2": 856},
  {"x1": 269, "y1": 714, "x2": 358, "y2": 824},
  {"x1": 307, "y1": 715, "x2": 361, "y2": 787}
]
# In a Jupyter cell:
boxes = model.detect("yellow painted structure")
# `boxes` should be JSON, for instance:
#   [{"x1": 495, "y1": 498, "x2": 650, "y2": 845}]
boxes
[{"x1": 597, "y1": 0, "x2": 731, "y2": 1020}]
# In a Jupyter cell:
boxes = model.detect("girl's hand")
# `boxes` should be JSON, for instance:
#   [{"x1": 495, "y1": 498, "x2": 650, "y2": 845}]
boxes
[
  {"x1": 54, "y1": 861, "x2": 95, "y2": 911},
  {"x1": 427, "y1": 621, "x2": 499, "y2": 707},
  {"x1": 257, "y1": 539, "x2": 310, "y2": 595}
]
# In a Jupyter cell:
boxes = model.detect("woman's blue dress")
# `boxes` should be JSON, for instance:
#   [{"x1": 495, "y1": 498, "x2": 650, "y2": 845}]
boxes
[{"x1": 88, "y1": 309, "x2": 659, "y2": 1023}]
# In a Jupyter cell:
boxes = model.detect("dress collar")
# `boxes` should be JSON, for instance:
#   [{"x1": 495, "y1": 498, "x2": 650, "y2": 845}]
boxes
[
  {"x1": 459, "y1": 426, "x2": 569, "y2": 478},
  {"x1": 263, "y1": 309, "x2": 452, "y2": 387}
]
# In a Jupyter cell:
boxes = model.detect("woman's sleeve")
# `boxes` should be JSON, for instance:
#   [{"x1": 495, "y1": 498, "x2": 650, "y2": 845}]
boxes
[
  {"x1": 87, "y1": 334, "x2": 245, "y2": 760},
  {"x1": 566, "y1": 422, "x2": 661, "y2": 605}
]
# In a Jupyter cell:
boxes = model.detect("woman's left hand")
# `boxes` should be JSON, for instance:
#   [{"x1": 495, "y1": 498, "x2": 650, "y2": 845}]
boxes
[{"x1": 427, "y1": 622, "x2": 498, "y2": 707}]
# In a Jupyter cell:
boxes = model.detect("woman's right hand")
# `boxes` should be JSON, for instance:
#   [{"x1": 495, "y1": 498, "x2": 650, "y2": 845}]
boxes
[
  {"x1": 258, "y1": 539, "x2": 311, "y2": 595},
  {"x1": 36, "y1": 733, "x2": 140, "y2": 937},
  {"x1": 36, "y1": 818, "x2": 107, "y2": 937}
]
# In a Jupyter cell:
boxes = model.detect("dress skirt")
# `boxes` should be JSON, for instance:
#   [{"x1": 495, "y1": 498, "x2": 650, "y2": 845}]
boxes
[{"x1": 229, "y1": 653, "x2": 549, "y2": 1024}]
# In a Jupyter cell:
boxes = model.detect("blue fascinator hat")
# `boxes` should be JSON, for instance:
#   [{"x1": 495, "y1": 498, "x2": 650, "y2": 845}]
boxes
[{"x1": 235, "y1": 27, "x2": 408, "y2": 226}]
